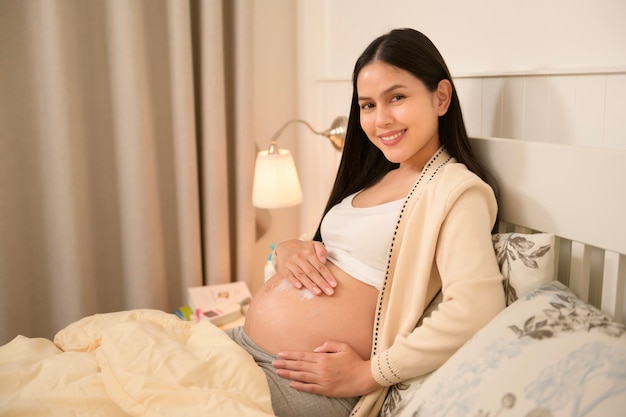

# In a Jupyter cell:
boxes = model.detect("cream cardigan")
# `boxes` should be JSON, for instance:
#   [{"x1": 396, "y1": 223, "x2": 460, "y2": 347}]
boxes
[{"x1": 350, "y1": 148, "x2": 506, "y2": 417}]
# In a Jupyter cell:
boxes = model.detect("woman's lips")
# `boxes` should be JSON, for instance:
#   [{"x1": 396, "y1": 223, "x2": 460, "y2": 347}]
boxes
[{"x1": 378, "y1": 129, "x2": 406, "y2": 146}]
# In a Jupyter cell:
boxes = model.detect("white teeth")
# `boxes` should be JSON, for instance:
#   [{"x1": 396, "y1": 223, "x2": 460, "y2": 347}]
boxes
[{"x1": 380, "y1": 131, "x2": 404, "y2": 142}]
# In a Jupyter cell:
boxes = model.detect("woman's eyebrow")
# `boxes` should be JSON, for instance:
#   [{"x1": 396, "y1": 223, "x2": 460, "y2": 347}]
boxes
[{"x1": 358, "y1": 84, "x2": 407, "y2": 101}]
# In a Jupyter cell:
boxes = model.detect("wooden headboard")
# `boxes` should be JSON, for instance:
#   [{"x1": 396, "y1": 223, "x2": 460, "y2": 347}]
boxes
[{"x1": 470, "y1": 137, "x2": 626, "y2": 324}]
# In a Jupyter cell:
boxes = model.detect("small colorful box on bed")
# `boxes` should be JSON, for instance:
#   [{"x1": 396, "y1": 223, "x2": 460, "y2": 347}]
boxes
[{"x1": 194, "y1": 303, "x2": 243, "y2": 326}]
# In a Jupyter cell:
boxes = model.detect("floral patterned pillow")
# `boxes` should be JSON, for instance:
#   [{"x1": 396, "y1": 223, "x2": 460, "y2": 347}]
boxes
[
  {"x1": 381, "y1": 281, "x2": 626, "y2": 417},
  {"x1": 492, "y1": 232, "x2": 555, "y2": 306}
]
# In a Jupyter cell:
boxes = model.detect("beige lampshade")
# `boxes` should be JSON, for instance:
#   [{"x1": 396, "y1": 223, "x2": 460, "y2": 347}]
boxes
[{"x1": 252, "y1": 149, "x2": 303, "y2": 208}]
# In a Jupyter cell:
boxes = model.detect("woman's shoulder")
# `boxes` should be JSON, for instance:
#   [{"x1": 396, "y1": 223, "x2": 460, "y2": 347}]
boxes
[
  {"x1": 431, "y1": 162, "x2": 496, "y2": 203},
  {"x1": 438, "y1": 161, "x2": 487, "y2": 187},
  {"x1": 400, "y1": 160, "x2": 498, "y2": 229}
]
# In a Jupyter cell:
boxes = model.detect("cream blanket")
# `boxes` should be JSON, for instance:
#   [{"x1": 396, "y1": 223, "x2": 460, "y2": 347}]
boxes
[{"x1": 0, "y1": 310, "x2": 275, "y2": 417}]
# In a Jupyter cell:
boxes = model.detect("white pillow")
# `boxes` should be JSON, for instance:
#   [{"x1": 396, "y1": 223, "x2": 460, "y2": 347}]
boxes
[
  {"x1": 381, "y1": 281, "x2": 626, "y2": 417},
  {"x1": 492, "y1": 232, "x2": 555, "y2": 306}
]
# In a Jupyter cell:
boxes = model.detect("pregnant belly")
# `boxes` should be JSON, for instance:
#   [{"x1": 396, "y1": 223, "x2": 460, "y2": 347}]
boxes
[{"x1": 244, "y1": 263, "x2": 379, "y2": 360}]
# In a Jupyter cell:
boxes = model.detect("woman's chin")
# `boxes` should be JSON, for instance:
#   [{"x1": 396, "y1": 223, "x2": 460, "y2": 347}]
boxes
[{"x1": 379, "y1": 150, "x2": 404, "y2": 164}]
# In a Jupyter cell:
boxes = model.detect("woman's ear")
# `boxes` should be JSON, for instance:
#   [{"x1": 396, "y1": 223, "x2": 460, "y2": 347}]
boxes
[{"x1": 435, "y1": 79, "x2": 452, "y2": 116}]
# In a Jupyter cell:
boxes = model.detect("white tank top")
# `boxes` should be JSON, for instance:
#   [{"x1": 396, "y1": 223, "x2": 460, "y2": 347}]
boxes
[{"x1": 320, "y1": 192, "x2": 404, "y2": 290}]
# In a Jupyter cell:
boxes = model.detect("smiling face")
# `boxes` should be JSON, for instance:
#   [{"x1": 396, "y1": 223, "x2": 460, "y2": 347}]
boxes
[{"x1": 357, "y1": 60, "x2": 451, "y2": 170}]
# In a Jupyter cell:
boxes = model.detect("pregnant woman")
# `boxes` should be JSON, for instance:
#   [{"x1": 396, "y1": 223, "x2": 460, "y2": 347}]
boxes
[{"x1": 228, "y1": 28, "x2": 505, "y2": 417}]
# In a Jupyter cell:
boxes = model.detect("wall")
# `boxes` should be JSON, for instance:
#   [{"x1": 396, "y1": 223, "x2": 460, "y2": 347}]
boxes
[
  {"x1": 302, "y1": 0, "x2": 626, "y2": 78},
  {"x1": 293, "y1": 0, "x2": 626, "y2": 234}
]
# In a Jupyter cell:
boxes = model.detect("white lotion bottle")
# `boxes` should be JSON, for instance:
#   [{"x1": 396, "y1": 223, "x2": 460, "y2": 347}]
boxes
[{"x1": 263, "y1": 243, "x2": 276, "y2": 282}]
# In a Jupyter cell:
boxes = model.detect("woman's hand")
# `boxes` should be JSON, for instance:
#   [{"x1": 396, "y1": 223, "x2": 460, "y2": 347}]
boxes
[
  {"x1": 274, "y1": 239, "x2": 337, "y2": 295},
  {"x1": 272, "y1": 341, "x2": 381, "y2": 397}
]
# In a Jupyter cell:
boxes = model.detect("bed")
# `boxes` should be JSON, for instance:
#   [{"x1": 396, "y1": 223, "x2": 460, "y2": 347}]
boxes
[{"x1": 1, "y1": 137, "x2": 625, "y2": 417}]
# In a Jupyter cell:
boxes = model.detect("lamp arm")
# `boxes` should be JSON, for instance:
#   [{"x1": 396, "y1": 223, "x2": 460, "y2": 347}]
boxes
[
  {"x1": 266, "y1": 116, "x2": 347, "y2": 154},
  {"x1": 269, "y1": 119, "x2": 321, "y2": 143}
]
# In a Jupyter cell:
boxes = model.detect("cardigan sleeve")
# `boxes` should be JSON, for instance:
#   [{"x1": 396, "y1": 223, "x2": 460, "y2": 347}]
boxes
[{"x1": 371, "y1": 178, "x2": 506, "y2": 386}]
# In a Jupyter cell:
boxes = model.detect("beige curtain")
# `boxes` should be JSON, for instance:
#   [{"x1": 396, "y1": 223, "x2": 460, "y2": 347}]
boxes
[{"x1": 0, "y1": 0, "x2": 255, "y2": 344}]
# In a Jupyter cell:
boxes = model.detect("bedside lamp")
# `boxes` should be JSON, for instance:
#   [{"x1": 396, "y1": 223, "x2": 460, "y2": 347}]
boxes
[{"x1": 252, "y1": 116, "x2": 347, "y2": 209}]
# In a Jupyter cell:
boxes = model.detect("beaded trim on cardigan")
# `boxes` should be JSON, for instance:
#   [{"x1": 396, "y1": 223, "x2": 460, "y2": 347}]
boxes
[
  {"x1": 370, "y1": 147, "x2": 452, "y2": 359},
  {"x1": 349, "y1": 147, "x2": 453, "y2": 417}
]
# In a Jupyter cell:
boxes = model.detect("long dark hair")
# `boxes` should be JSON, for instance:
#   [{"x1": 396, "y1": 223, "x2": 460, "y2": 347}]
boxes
[{"x1": 313, "y1": 28, "x2": 497, "y2": 241}]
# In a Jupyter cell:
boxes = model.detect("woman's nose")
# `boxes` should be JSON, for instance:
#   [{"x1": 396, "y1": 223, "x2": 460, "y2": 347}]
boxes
[{"x1": 376, "y1": 105, "x2": 393, "y2": 127}]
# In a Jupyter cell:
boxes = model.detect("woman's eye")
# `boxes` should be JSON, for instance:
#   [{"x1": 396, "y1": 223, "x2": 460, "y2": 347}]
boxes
[
  {"x1": 360, "y1": 102, "x2": 374, "y2": 110},
  {"x1": 390, "y1": 95, "x2": 405, "y2": 102}
]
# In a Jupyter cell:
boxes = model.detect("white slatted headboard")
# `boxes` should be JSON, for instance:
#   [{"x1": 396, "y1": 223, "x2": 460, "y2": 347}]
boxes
[{"x1": 470, "y1": 137, "x2": 626, "y2": 323}]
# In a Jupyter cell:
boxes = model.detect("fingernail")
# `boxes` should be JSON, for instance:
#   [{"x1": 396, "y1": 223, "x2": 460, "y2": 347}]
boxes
[
  {"x1": 325, "y1": 287, "x2": 334, "y2": 295},
  {"x1": 312, "y1": 287, "x2": 321, "y2": 295}
]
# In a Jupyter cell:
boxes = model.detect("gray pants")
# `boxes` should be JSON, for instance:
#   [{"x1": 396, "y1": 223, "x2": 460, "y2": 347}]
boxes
[{"x1": 226, "y1": 326, "x2": 359, "y2": 417}]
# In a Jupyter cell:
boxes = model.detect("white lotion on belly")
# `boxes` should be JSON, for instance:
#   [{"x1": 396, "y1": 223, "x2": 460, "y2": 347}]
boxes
[
  {"x1": 275, "y1": 279, "x2": 315, "y2": 300},
  {"x1": 300, "y1": 288, "x2": 315, "y2": 300}
]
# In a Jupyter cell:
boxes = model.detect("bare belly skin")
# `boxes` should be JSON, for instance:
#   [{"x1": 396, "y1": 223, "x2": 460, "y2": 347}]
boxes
[{"x1": 244, "y1": 262, "x2": 379, "y2": 360}]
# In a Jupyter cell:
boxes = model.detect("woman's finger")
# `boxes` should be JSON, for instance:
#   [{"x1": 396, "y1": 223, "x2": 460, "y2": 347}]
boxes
[{"x1": 294, "y1": 262, "x2": 334, "y2": 295}]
